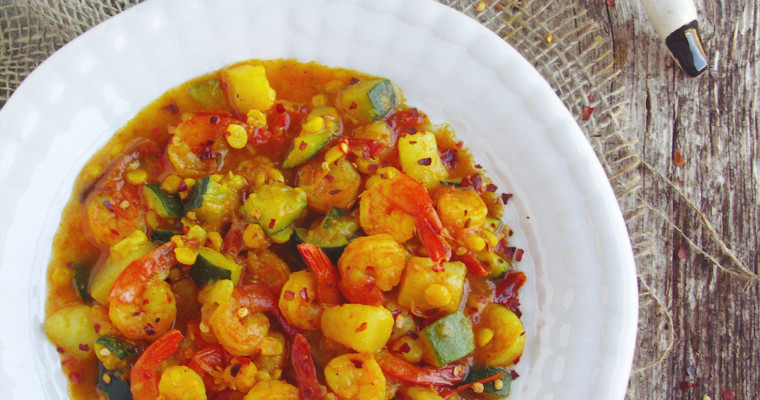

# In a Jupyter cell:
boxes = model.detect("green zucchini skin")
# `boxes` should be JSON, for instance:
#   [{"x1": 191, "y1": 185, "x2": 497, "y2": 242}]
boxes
[
  {"x1": 96, "y1": 362, "x2": 132, "y2": 400},
  {"x1": 95, "y1": 335, "x2": 137, "y2": 360},
  {"x1": 189, "y1": 247, "x2": 243, "y2": 286},
  {"x1": 282, "y1": 107, "x2": 342, "y2": 169},
  {"x1": 183, "y1": 176, "x2": 211, "y2": 211},
  {"x1": 72, "y1": 262, "x2": 92, "y2": 303},
  {"x1": 149, "y1": 229, "x2": 181, "y2": 244},
  {"x1": 336, "y1": 79, "x2": 399, "y2": 124},
  {"x1": 293, "y1": 206, "x2": 361, "y2": 262},
  {"x1": 461, "y1": 366, "x2": 512, "y2": 397},
  {"x1": 421, "y1": 310, "x2": 476, "y2": 367},
  {"x1": 188, "y1": 79, "x2": 228, "y2": 109},
  {"x1": 240, "y1": 182, "x2": 308, "y2": 237},
  {"x1": 143, "y1": 184, "x2": 184, "y2": 218}
]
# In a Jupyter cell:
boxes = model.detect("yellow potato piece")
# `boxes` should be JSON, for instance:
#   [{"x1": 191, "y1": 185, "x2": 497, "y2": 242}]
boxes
[
  {"x1": 397, "y1": 257, "x2": 466, "y2": 314},
  {"x1": 321, "y1": 304, "x2": 393, "y2": 353},
  {"x1": 221, "y1": 64, "x2": 276, "y2": 114}
]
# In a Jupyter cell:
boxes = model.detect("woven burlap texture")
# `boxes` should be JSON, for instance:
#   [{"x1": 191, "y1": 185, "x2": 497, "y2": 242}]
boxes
[{"x1": 14, "y1": 0, "x2": 749, "y2": 395}]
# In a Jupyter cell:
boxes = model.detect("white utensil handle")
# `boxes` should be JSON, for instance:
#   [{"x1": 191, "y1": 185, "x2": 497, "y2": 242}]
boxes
[{"x1": 641, "y1": 0, "x2": 698, "y2": 40}]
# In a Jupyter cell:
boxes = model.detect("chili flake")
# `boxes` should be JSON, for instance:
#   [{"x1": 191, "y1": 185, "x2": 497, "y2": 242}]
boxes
[
  {"x1": 440, "y1": 149, "x2": 457, "y2": 169},
  {"x1": 230, "y1": 363, "x2": 242, "y2": 377},
  {"x1": 418, "y1": 157, "x2": 432, "y2": 166},
  {"x1": 78, "y1": 344, "x2": 89, "y2": 352},
  {"x1": 283, "y1": 290, "x2": 295, "y2": 301},
  {"x1": 674, "y1": 150, "x2": 686, "y2": 167},
  {"x1": 501, "y1": 193, "x2": 513, "y2": 204},
  {"x1": 350, "y1": 359, "x2": 364, "y2": 369},
  {"x1": 356, "y1": 322, "x2": 368, "y2": 332},
  {"x1": 103, "y1": 200, "x2": 114, "y2": 212},
  {"x1": 275, "y1": 103, "x2": 286, "y2": 113},
  {"x1": 166, "y1": 104, "x2": 179, "y2": 115},
  {"x1": 209, "y1": 115, "x2": 220, "y2": 124},
  {"x1": 581, "y1": 106, "x2": 595, "y2": 121},
  {"x1": 268, "y1": 219, "x2": 276, "y2": 229}
]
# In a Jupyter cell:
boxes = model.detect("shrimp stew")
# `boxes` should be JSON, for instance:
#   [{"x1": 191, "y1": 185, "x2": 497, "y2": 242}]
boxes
[{"x1": 45, "y1": 59, "x2": 527, "y2": 400}]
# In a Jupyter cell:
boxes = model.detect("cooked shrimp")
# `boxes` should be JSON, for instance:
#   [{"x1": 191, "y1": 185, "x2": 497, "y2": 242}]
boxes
[
  {"x1": 130, "y1": 329, "x2": 183, "y2": 400},
  {"x1": 324, "y1": 353, "x2": 386, "y2": 400},
  {"x1": 337, "y1": 234, "x2": 407, "y2": 306},
  {"x1": 84, "y1": 139, "x2": 159, "y2": 246},
  {"x1": 108, "y1": 241, "x2": 180, "y2": 340},
  {"x1": 297, "y1": 157, "x2": 361, "y2": 213},
  {"x1": 166, "y1": 114, "x2": 241, "y2": 178},
  {"x1": 278, "y1": 270, "x2": 324, "y2": 330},
  {"x1": 434, "y1": 186, "x2": 488, "y2": 239},
  {"x1": 359, "y1": 169, "x2": 451, "y2": 264},
  {"x1": 235, "y1": 156, "x2": 285, "y2": 189},
  {"x1": 244, "y1": 379, "x2": 301, "y2": 400},
  {"x1": 208, "y1": 284, "x2": 277, "y2": 356}
]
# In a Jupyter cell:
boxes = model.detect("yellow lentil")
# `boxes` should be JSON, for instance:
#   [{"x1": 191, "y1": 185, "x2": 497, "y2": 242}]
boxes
[
  {"x1": 126, "y1": 169, "x2": 148, "y2": 185},
  {"x1": 246, "y1": 109, "x2": 267, "y2": 128},
  {"x1": 424, "y1": 284, "x2": 452, "y2": 307},
  {"x1": 472, "y1": 382, "x2": 485, "y2": 393},
  {"x1": 226, "y1": 123, "x2": 248, "y2": 149},
  {"x1": 465, "y1": 235, "x2": 486, "y2": 252},
  {"x1": 302, "y1": 116, "x2": 324, "y2": 133},
  {"x1": 476, "y1": 328, "x2": 495, "y2": 347},
  {"x1": 175, "y1": 246, "x2": 197, "y2": 265}
]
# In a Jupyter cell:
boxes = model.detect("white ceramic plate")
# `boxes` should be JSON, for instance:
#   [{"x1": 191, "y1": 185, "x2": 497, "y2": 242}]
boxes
[{"x1": 0, "y1": 0, "x2": 637, "y2": 398}]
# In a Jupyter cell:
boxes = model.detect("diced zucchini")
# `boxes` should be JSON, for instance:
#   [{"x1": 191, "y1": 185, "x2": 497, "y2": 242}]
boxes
[
  {"x1": 220, "y1": 64, "x2": 276, "y2": 113},
  {"x1": 189, "y1": 247, "x2": 243, "y2": 286},
  {"x1": 336, "y1": 79, "x2": 399, "y2": 124},
  {"x1": 188, "y1": 79, "x2": 228, "y2": 109},
  {"x1": 461, "y1": 366, "x2": 512, "y2": 397},
  {"x1": 72, "y1": 262, "x2": 92, "y2": 303},
  {"x1": 397, "y1": 257, "x2": 466, "y2": 314},
  {"x1": 420, "y1": 310, "x2": 475, "y2": 367},
  {"x1": 89, "y1": 231, "x2": 156, "y2": 305},
  {"x1": 398, "y1": 130, "x2": 448, "y2": 189},
  {"x1": 441, "y1": 178, "x2": 463, "y2": 186},
  {"x1": 149, "y1": 229, "x2": 181, "y2": 244},
  {"x1": 95, "y1": 335, "x2": 137, "y2": 360},
  {"x1": 282, "y1": 107, "x2": 342, "y2": 168},
  {"x1": 479, "y1": 252, "x2": 511, "y2": 279},
  {"x1": 293, "y1": 207, "x2": 360, "y2": 261},
  {"x1": 240, "y1": 182, "x2": 307, "y2": 235},
  {"x1": 184, "y1": 176, "x2": 210, "y2": 211},
  {"x1": 96, "y1": 362, "x2": 131, "y2": 400},
  {"x1": 144, "y1": 184, "x2": 184, "y2": 218}
]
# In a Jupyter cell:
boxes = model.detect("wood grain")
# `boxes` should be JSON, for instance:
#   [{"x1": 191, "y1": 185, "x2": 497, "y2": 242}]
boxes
[{"x1": 578, "y1": 1, "x2": 760, "y2": 399}]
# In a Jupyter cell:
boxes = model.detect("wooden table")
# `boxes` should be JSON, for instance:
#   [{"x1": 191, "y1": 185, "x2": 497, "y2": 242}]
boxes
[{"x1": 577, "y1": 1, "x2": 759, "y2": 399}]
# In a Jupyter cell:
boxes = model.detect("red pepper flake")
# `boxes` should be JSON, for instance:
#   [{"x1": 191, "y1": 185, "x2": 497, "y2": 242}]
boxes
[
  {"x1": 230, "y1": 363, "x2": 242, "y2": 377},
  {"x1": 56, "y1": 346, "x2": 65, "y2": 354},
  {"x1": 581, "y1": 106, "x2": 595, "y2": 121},
  {"x1": 406, "y1": 330, "x2": 419, "y2": 340},
  {"x1": 677, "y1": 245, "x2": 687, "y2": 260},
  {"x1": 514, "y1": 248, "x2": 524, "y2": 262},
  {"x1": 605, "y1": 0, "x2": 616, "y2": 6},
  {"x1": 409, "y1": 140, "x2": 417, "y2": 144},
  {"x1": 103, "y1": 200, "x2": 114, "y2": 212},
  {"x1": 356, "y1": 322, "x2": 368, "y2": 332},
  {"x1": 69, "y1": 372, "x2": 84, "y2": 383},
  {"x1": 349, "y1": 101, "x2": 358, "y2": 110},
  {"x1": 151, "y1": 127, "x2": 161, "y2": 138},
  {"x1": 166, "y1": 104, "x2": 179, "y2": 115},
  {"x1": 300, "y1": 288, "x2": 310, "y2": 302},
  {"x1": 94, "y1": 323, "x2": 101, "y2": 334},
  {"x1": 368, "y1": 164, "x2": 380, "y2": 173},
  {"x1": 722, "y1": 391, "x2": 736, "y2": 400},
  {"x1": 144, "y1": 323, "x2": 156, "y2": 336},
  {"x1": 199, "y1": 147, "x2": 214, "y2": 161},
  {"x1": 440, "y1": 149, "x2": 457, "y2": 169},
  {"x1": 456, "y1": 141, "x2": 464, "y2": 148},
  {"x1": 396, "y1": 342, "x2": 411, "y2": 353},
  {"x1": 178, "y1": 180, "x2": 188, "y2": 192},
  {"x1": 485, "y1": 183, "x2": 498, "y2": 192},
  {"x1": 298, "y1": 141, "x2": 308, "y2": 151},
  {"x1": 406, "y1": 127, "x2": 417, "y2": 135},
  {"x1": 349, "y1": 77, "x2": 360, "y2": 85},
  {"x1": 275, "y1": 103, "x2": 286, "y2": 113},
  {"x1": 350, "y1": 359, "x2": 364, "y2": 369},
  {"x1": 501, "y1": 193, "x2": 513, "y2": 204},
  {"x1": 471, "y1": 174, "x2": 483, "y2": 191},
  {"x1": 329, "y1": 189, "x2": 342, "y2": 195},
  {"x1": 418, "y1": 157, "x2": 432, "y2": 166},
  {"x1": 510, "y1": 370, "x2": 520, "y2": 380},
  {"x1": 268, "y1": 219, "x2": 276, "y2": 229},
  {"x1": 673, "y1": 150, "x2": 686, "y2": 167},
  {"x1": 284, "y1": 290, "x2": 295, "y2": 301},
  {"x1": 209, "y1": 115, "x2": 220, "y2": 125},
  {"x1": 475, "y1": 164, "x2": 483, "y2": 169},
  {"x1": 679, "y1": 380, "x2": 696, "y2": 390}
]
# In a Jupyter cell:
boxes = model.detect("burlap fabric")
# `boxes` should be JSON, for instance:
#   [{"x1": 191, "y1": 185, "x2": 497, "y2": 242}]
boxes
[{"x1": 0, "y1": 0, "x2": 654, "y2": 394}]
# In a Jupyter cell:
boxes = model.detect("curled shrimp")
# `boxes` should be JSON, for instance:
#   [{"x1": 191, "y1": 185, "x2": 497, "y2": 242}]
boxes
[
  {"x1": 130, "y1": 329, "x2": 183, "y2": 400},
  {"x1": 166, "y1": 114, "x2": 242, "y2": 178},
  {"x1": 208, "y1": 284, "x2": 279, "y2": 356},
  {"x1": 84, "y1": 139, "x2": 159, "y2": 247},
  {"x1": 108, "y1": 241, "x2": 180, "y2": 340},
  {"x1": 336, "y1": 234, "x2": 407, "y2": 306},
  {"x1": 360, "y1": 169, "x2": 451, "y2": 264}
]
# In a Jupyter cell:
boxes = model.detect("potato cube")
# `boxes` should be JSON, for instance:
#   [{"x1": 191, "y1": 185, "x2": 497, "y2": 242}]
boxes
[
  {"x1": 44, "y1": 305, "x2": 100, "y2": 359},
  {"x1": 398, "y1": 131, "x2": 448, "y2": 188},
  {"x1": 221, "y1": 64, "x2": 276, "y2": 114},
  {"x1": 397, "y1": 257, "x2": 466, "y2": 314},
  {"x1": 321, "y1": 304, "x2": 393, "y2": 353}
]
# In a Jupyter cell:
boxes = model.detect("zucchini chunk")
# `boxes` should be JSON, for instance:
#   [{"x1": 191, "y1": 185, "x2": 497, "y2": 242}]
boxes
[
  {"x1": 72, "y1": 262, "x2": 92, "y2": 303},
  {"x1": 461, "y1": 366, "x2": 512, "y2": 397},
  {"x1": 240, "y1": 182, "x2": 307, "y2": 237},
  {"x1": 294, "y1": 207, "x2": 360, "y2": 261},
  {"x1": 188, "y1": 79, "x2": 228, "y2": 109},
  {"x1": 96, "y1": 362, "x2": 131, "y2": 400},
  {"x1": 149, "y1": 229, "x2": 181, "y2": 245},
  {"x1": 144, "y1": 184, "x2": 184, "y2": 218},
  {"x1": 282, "y1": 107, "x2": 342, "y2": 168},
  {"x1": 420, "y1": 310, "x2": 475, "y2": 367},
  {"x1": 95, "y1": 335, "x2": 137, "y2": 360},
  {"x1": 183, "y1": 176, "x2": 211, "y2": 211},
  {"x1": 189, "y1": 247, "x2": 243, "y2": 286},
  {"x1": 336, "y1": 79, "x2": 399, "y2": 124}
]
